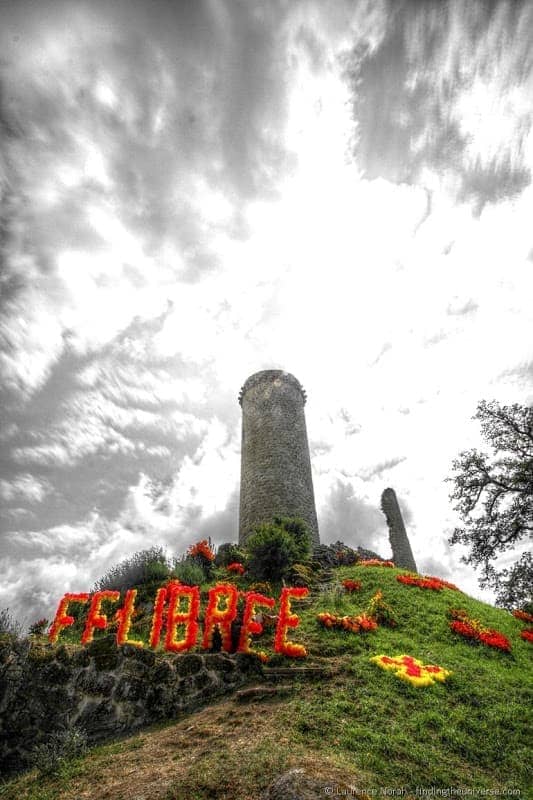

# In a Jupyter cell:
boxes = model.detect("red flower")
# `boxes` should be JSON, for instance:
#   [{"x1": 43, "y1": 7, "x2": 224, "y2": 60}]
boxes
[
  {"x1": 513, "y1": 609, "x2": 533, "y2": 624},
  {"x1": 520, "y1": 629, "x2": 533, "y2": 644},
  {"x1": 397, "y1": 575, "x2": 460, "y2": 592},
  {"x1": 316, "y1": 611, "x2": 377, "y2": 634},
  {"x1": 187, "y1": 539, "x2": 215, "y2": 562},
  {"x1": 449, "y1": 614, "x2": 511, "y2": 653},
  {"x1": 227, "y1": 562, "x2": 245, "y2": 575},
  {"x1": 342, "y1": 579, "x2": 362, "y2": 592}
]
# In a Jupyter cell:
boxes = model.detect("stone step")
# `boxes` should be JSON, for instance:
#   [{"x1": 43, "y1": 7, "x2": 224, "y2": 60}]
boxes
[{"x1": 234, "y1": 685, "x2": 295, "y2": 703}]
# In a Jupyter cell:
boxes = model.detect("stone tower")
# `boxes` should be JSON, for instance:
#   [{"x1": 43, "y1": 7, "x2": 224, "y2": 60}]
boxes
[
  {"x1": 238, "y1": 370, "x2": 320, "y2": 547},
  {"x1": 381, "y1": 487, "x2": 417, "y2": 572}
]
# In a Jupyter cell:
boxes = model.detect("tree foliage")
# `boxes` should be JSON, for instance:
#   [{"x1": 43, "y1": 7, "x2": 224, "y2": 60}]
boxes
[
  {"x1": 93, "y1": 546, "x2": 170, "y2": 593},
  {"x1": 448, "y1": 400, "x2": 533, "y2": 608},
  {"x1": 246, "y1": 517, "x2": 311, "y2": 582}
]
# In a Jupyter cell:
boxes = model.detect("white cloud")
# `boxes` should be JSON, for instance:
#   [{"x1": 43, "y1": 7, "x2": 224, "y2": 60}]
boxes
[{"x1": 0, "y1": 474, "x2": 51, "y2": 504}]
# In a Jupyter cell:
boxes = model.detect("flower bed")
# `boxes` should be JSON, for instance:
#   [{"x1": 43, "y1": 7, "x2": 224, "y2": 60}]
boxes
[
  {"x1": 317, "y1": 611, "x2": 377, "y2": 633},
  {"x1": 370, "y1": 654, "x2": 451, "y2": 687},
  {"x1": 397, "y1": 574, "x2": 460, "y2": 592},
  {"x1": 359, "y1": 559, "x2": 395, "y2": 567},
  {"x1": 520, "y1": 629, "x2": 533, "y2": 644},
  {"x1": 366, "y1": 590, "x2": 397, "y2": 627},
  {"x1": 448, "y1": 609, "x2": 511, "y2": 653},
  {"x1": 317, "y1": 589, "x2": 396, "y2": 634},
  {"x1": 512, "y1": 609, "x2": 533, "y2": 624}
]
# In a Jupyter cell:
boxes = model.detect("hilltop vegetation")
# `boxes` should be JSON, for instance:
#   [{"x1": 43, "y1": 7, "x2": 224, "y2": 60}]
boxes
[{"x1": 1, "y1": 561, "x2": 531, "y2": 800}]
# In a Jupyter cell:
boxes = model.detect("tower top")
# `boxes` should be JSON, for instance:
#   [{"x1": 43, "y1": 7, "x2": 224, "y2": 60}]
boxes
[{"x1": 238, "y1": 370, "x2": 307, "y2": 406}]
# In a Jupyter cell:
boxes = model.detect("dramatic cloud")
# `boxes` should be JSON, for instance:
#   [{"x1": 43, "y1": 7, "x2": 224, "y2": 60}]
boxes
[
  {"x1": 1, "y1": 0, "x2": 532, "y2": 626},
  {"x1": 350, "y1": 0, "x2": 533, "y2": 208}
]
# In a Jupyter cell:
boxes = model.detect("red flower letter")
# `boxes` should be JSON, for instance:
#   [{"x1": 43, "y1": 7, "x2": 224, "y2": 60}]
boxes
[
  {"x1": 165, "y1": 584, "x2": 200, "y2": 653},
  {"x1": 274, "y1": 587, "x2": 309, "y2": 658},
  {"x1": 238, "y1": 591, "x2": 276, "y2": 655},
  {"x1": 202, "y1": 583, "x2": 238, "y2": 651},
  {"x1": 48, "y1": 593, "x2": 90, "y2": 644},
  {"x1": 81, "y1": 591, "x2": 120, "y2": 645},
  {"x1": 116, "y1": 589, "x2": 143, "y2": 648},
  {"x1": 149, "y1": 586, "x2": 168, "y2": 648}
]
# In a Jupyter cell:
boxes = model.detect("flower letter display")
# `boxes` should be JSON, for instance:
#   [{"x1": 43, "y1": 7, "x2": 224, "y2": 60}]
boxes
[
  {"x1": 48, "y1": 583, "x2": 310, "y2": 659},
  {"x1": 202, "y1": 583, "x2": 239, "y2": 651},
  {"x1": 48, "y1": 593, "x2": 90, "y2": 643},
  {"x1": 371, "y1": 654, "x2": 452, "y2": 687},
  {"x1": 238, "y1": 592, "x2": 275, "y2": 658},
  {"x1": 274, "y1": 587, "x2": 309, "y2": 658}
]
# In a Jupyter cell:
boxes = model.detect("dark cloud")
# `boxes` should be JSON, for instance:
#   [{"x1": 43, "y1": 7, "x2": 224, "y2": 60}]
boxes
[
  {"x1": 347, "y1": 0, "x2": 533, "y2": 209},
  {"x1": 318, "y1": 479, "x2": 389, "y2": 555}
]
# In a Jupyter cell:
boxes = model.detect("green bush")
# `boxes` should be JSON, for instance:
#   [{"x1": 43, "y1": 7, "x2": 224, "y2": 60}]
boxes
[
  {"x1": 245, "y1": 517, "x2": 312, "y2": 582},
  {"x1": 93, "y1": 546, "x2": 170, "y2": 593},
  {"x1": 246, "y1": 525, "x2": 300, "y2": 582},
  {"x1": 171, "y1": 558, "x2": 206, "y2": 586},
  {"x1": 0, "y1": 608, "x2": 23, "y2": 640},
  {"x1": 215, "y1": 542, "x2": 247, "y2": 568},
  {"x1": 272, "y1": 516, "x2": 312, "y2": 562},
  {"x1": 287, "y1": 563, "x2": 317, "y2": 588},
  {"x1": 31, "y1": 726, "x2": 87, "y2": 776}
]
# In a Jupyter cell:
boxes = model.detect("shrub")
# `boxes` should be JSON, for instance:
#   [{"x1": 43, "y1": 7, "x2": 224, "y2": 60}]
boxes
[
  {"x1": 32, "y1": 726, "x2": 87, "y2": 776},
  {"x1": 171, "y1": 558, "x2": 206, "y2": 586},
  {"x1": 29, "y1": 618, "x2": 49, "y2": 636},
  {"x1": 0, "y1": 608, "x2": 23, "y2": 639},
  {"x1": 93, "y1": 546, "x2": 170, "y2": 593},
  {"x1": 215, "y1": 542, "x2": 247, "y2": 568},
  {"x1": 272, "y1": 516, "x2": 312, "y2": 562},
  {"x1": 187, "y1": 538, "x2": 216, "y2": 579},
  {"x1": 246, "y1": 525, "x2": 300, "y2": 582},
  {"x1": 287, "y1": 563, "x2": 317, "y2": 588}
]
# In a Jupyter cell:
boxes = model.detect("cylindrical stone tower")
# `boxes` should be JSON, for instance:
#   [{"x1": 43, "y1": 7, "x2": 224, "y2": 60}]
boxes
[
  {"x1": 238, "y1": 370, "x2": 320, "y2": 547},
  {"x1": 381, "y1": 487, "x2": 417, "y2": 572}
]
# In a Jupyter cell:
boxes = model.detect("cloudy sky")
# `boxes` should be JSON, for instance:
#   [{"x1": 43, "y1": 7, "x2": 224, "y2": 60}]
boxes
[{"x1": 1, "y1": 0, "x2": 532, "y2": 627}]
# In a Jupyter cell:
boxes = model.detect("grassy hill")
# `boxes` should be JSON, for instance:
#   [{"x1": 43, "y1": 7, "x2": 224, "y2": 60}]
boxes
[{"x1": 1, "y1": 564, "x2": 531, "y2": 800}]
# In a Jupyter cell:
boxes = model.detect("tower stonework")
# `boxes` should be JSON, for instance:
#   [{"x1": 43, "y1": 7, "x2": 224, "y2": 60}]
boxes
[
  {"x1": 238, "y1": 370, "x2": 320, "y2": 547},
  {"x1": 381, "y1": 487, "x2": 417, "y2": 572}
]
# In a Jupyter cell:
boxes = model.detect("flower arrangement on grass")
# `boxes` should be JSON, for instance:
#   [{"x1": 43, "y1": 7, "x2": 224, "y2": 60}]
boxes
[
  {"x1": 226, "y1": 562, "x2": 245, "y2": 576},
  {"x1": 317, "y1": 589, "x2": 395, "y2": 634},
  {"x1": 512, "y1": 609, "x2": 533, "y2": 624},
  {"x1": 370, "y1": 654, "x2": 452, "y2": 687},
  {"x1": 359, "y1": 559, "x2": 395, "y2": 567},
  {"x1": 342, "y1": 579, "x2": 362, "y2": 593},
  {"x1": 397, "y1": 574, "x2": 460, "y2": 592},
  {"x1": 366, "y1": 590, "x2": 397, "y2": 628},
  {"x1": 317, "y1": 611, "x2": 378, "y2": 633},
  {"x1": 448, "y1": 608, "x2": 511, "y2": 653},
  {"x1": 520, "y1": 629, "x2": 533, "y2": 644}
]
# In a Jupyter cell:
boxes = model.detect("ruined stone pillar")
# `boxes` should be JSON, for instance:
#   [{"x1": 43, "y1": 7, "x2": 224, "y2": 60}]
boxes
[
  {"x1": 380, "y1": 487, "x2": 417, "y2": 572},
  {"x1": 238, "y1": 370, "x2": 319, "y2": 547}
]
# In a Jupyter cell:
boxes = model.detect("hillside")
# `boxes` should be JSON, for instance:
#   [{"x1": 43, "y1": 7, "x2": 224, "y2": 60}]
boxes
[{"x1": 1, "y1": 564, "x2": 531, "y2": 800}]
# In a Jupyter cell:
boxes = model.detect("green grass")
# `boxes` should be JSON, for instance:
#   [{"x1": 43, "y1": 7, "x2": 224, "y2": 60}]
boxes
[{"x1": 1, "y1": 565, "x2": 531, "y2": 799}]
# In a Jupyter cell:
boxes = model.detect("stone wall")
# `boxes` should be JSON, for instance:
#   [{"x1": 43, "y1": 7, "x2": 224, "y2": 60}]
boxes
[
  {"x1": 238, "y1": 370, "x2": 320, "y2": 546},
  {"x1": 0, "y1": 636, "x2": 262, "y2": 776}
]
